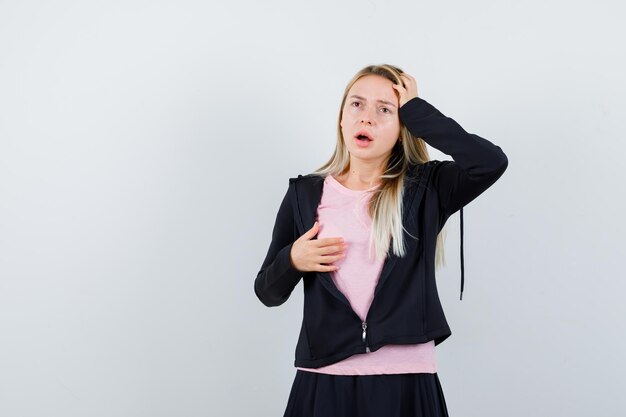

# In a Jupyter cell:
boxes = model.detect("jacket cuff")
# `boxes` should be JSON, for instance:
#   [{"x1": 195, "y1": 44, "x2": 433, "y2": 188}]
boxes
[{"x1": 255, "y1": 242, "x2": 303, "y2": 306}]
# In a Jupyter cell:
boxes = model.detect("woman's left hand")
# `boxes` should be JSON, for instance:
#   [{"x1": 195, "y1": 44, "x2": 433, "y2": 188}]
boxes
[{"x1": 392, "y1": 73, "x2": 419, "y2": 108}]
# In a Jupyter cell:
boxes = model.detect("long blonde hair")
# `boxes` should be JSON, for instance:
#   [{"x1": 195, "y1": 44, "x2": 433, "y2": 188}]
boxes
[{"x1": 311, "y1": 64, "x2": 447, "y2": 269}]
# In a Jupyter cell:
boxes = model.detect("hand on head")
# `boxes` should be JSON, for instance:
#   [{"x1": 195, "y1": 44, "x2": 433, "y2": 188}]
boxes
[{"x1": 392, "y1": 73, "x2": 419, "y2": 108}]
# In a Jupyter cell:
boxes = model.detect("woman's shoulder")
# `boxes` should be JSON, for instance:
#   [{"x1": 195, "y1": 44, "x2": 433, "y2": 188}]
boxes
[{"x1": 288, "y1": 172, "x2": 325, "y2": 184}]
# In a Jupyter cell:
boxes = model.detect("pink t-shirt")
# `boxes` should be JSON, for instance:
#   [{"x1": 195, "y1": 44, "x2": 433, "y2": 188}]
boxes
[{"x1": 296, "y1": 174, "x2": 436, "y2": 375}]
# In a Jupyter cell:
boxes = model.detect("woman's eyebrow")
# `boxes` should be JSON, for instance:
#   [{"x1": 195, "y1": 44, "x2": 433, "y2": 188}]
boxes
[{"x1": 348, "y1": 94, "x2": 397, "y2": 108}]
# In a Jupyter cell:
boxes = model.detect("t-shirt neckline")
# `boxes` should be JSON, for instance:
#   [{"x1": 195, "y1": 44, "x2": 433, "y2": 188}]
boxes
[{"x1": 326, "y1": 174, "x2": 380, "y2": 195}]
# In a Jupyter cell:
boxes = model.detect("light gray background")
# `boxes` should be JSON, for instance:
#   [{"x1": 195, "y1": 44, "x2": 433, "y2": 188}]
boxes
[{"x1": 1, "y1": 1, "x2": 624, "y2": 416}]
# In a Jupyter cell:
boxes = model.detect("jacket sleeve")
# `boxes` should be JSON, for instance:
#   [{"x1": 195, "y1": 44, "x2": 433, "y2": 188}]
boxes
[
  {"x1": 399, "y1": 96, "x2": 508, "y2": 218},
  {"x1": 254, "y1": 180, "x2": 303, "y2": 307}
]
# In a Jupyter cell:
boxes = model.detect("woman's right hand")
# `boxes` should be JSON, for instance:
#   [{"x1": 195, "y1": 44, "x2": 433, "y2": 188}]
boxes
[{"x1": 289, "y1": 221, "x2": 347, "y2": 272}]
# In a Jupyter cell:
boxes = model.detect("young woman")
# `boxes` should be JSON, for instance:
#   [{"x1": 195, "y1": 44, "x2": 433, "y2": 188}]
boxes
[{"x1": 255, "y1": 64, "x2": 508, "y2": 416}]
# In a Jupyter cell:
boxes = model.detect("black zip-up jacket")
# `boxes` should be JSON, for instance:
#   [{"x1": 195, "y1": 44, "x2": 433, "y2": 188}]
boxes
[{"x1": 254, "y1": 96, "x2": 508, "y2": 368}]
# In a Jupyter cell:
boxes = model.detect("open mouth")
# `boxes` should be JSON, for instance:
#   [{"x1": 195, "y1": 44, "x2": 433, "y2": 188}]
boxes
[{"x1": 355, "y1": 132, "x2": 373, "y2": 142}]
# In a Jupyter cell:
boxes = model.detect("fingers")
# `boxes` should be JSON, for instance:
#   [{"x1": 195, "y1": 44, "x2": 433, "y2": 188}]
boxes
[
  {"x1": 301, "y1": 223, "x2": 345, "y2": 244},
  {"x1": 398, "y1": 73, "x2": 414, "y2": 85},
  {"x1": 314, "y1": 241, "x2": 347, "y2": 271},
  {"x1": 318, "y1": 263, "x2": 340, "y2": 272},
  {"x1": 396, "y1": 73, "x2": 419, "y2": 104},
  {"x1": 393, "y1": 75, "x2": 413, "y2": 98},
  {"x1": 392, "y1": 83, "x2": 406, "y2": 94},
  {"x1": 400, "y1": 73, "x2": 416, "y2": 83},
  {"x1": 317, "y1": 251, "x2": 346, "y2": 263},
  {"x1": 309, "y1": 241, "x2": 347, "y2": 272},
  {"x1": 317, "y1": 242, "x2": 348, "y2": 256},
  {"x1": 315, "y1": 252, "x2": 345, "y2": 272},
  {"x1": 317, "y1": 236, "x2": 345, "y2": 246},
  {"x1": 400, "y1": 74, "x2": 416, "y2": 90},
  {"x1": 296, "y1": 222, "x2": 347, "y2": 272}
]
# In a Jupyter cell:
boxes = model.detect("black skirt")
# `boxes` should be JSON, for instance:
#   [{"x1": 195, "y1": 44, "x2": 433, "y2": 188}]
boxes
[{"x1": 283, "y1": 370, "x2": 450, "y2": 417}]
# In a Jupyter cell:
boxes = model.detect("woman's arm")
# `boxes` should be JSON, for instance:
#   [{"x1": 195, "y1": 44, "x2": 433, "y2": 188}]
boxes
[
  {"x1": 399, "y1": 96, "x2": 508, "y2": 218},
  {"x1": 254, "y1": 181, "x2": 303, "y2": 307}
]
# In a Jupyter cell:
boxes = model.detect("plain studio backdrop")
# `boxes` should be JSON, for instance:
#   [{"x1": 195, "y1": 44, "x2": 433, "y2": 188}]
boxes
[{"x1": 0, "y1": 1, "x2": 624, "y2": 416}]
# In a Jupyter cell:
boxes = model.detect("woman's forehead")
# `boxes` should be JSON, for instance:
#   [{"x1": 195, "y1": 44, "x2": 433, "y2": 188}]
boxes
[{"x1": 348, "y1": 76, "x2": 398, "y2": 105}]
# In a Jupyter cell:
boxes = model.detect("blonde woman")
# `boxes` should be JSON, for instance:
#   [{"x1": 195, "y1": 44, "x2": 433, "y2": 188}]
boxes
[{"x1": 255, "y1": 64, "x2": 508, "y2": 416}]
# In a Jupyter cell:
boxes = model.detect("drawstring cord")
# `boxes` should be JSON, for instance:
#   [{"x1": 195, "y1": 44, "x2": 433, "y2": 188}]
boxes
[{"x1": 460, "y1": 207, "x2": 464, "y2": 301}]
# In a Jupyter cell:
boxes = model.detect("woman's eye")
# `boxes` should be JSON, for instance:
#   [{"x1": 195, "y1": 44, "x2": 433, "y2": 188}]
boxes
[
  {"x1": 381, "y1": 107, "x2": 390, "y2": 113},
  {"x1": 351, "y1": 101, "x2": 361, "y2": 107}
]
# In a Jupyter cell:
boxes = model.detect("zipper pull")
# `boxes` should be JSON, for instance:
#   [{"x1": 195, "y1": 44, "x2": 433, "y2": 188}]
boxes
[{"x1": 362, "y1": 321, "x2": 370, "y2": 353}]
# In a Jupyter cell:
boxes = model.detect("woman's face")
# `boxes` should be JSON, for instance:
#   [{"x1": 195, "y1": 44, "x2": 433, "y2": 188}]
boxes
[{"x1": 340, "y1": 74, "x2": 401, "y2": 165}]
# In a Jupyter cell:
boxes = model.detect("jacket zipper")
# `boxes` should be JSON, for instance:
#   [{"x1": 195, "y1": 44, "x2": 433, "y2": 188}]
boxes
[{"x1": 362, "y1": 321, "x2": 370, "y2": 353}]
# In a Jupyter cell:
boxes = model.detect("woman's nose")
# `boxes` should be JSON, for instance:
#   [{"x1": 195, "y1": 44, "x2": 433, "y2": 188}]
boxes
[{"x1": 361, "y1": 111, "x2": 375, "y2": 125}]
